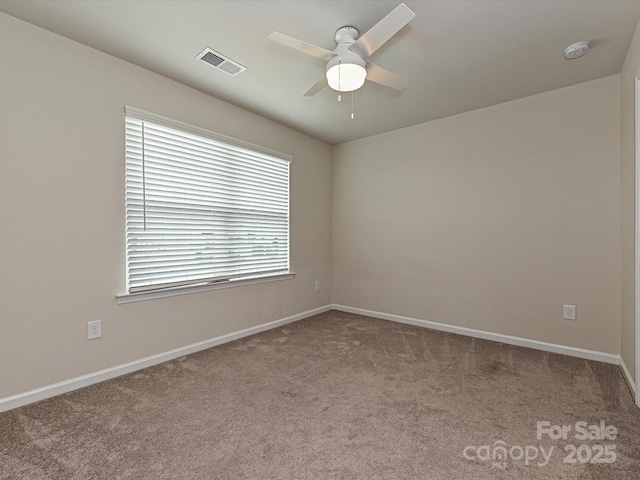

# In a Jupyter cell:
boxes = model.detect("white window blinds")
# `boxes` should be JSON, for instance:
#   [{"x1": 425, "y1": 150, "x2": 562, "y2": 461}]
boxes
[{"x1": 125, "y1": 107, "x2": 291, "y2": 294}]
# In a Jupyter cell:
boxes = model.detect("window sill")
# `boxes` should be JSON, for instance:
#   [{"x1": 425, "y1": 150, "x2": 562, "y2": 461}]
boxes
[{"x1": 116, "y1": 272, "x2": 296, "y2": 304}]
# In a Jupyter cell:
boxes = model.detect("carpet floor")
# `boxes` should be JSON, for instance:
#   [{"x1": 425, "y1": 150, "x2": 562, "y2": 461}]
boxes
[{"x1": 1, "y1": 310, "x2": 639, "y2": 479}]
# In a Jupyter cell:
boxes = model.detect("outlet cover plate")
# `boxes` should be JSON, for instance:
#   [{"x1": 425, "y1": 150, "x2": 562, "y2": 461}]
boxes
[
  {"x1": 88, "y1": 320, "x2": 102, "y2": 339},
  {"x1": 563, "y1": 305, "x2": 576, "y2": 320}
]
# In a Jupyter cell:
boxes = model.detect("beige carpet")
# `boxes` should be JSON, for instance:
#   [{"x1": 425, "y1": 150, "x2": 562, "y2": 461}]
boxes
[{"x1": 1, "y1": 310, "x2": 639, "y2": 479}]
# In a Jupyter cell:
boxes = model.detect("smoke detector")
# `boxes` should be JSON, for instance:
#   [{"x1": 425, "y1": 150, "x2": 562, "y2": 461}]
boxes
[{"x1": 564, "y1": 41, "x2": 590, "y2": 60}]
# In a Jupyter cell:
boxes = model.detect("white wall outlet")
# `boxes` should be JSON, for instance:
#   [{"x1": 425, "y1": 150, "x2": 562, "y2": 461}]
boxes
[
  {"x1": 563, "y1": 305, "x2": 576, "y2": 320},
  {"x1": 314, "y1": 280, "x2": 320, "y2": 292},
  {"x1": 88, "y1": 320, "x2": 102, "y2": 339}
]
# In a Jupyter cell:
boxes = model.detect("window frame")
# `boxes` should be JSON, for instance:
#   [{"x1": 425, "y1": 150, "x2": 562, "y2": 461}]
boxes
[{"x1": 117, "y1": 106, "x2": 294, "y2": 303}]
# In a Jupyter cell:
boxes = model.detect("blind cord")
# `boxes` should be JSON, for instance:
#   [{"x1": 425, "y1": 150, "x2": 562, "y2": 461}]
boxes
[{"x1": 141, "y1": 121, "x2": 147, "y2": 232}]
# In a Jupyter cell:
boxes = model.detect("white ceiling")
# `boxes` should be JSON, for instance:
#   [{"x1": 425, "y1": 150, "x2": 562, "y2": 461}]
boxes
[{"x1": 2, "y1": 0, "x2": 640, "y2": 144}]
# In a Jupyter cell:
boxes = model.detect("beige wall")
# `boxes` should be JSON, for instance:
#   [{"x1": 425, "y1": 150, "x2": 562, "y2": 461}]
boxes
[
  {"x1": 0, "y1": 13, "x2": 332, "y2": 398},
  {"x1": 620, "y1": 20, "x2": 640, "y2": 383},
  {"x1": 333, "y1": 75, "x2": 621, "y2": 354},
  {"x1": 0, "y1": 10, "x2": 633, "y2": 402}
]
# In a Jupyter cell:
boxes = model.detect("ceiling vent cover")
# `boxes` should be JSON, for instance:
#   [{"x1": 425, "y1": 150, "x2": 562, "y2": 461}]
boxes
[{"x1": 196, "y1": 48, "x2": 246, "y2": 76}]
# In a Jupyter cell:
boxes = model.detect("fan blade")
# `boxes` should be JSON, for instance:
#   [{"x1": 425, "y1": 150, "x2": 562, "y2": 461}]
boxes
[
  {"x1": 303, "y1": 76, "x2": 328, "y2": 96},
  {"x1": 350, "y1": 3, "x2": 415, "y2": 59},
  {"x1": 365, "y1": 62, "x2": 405, "y2": 90},
  {"x1": 268, "y1": 31, "x2": 336, "y2": 61}
]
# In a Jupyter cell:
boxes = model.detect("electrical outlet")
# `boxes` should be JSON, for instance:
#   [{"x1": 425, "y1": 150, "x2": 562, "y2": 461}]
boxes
[
  {"x1": 563, "y1": 305, "x2": 576, "y2": 321},
  {"x1": 88, "y1": 320, "x2": 102, "y2": 339},
  {"x1": 315, "y1": 280, "x2": 320, "y2": 292}
]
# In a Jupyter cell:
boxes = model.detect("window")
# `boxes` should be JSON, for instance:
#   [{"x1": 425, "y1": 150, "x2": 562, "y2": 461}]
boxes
[{"x1": 124, "y1": 107, "x2": 291, "y2": 295}]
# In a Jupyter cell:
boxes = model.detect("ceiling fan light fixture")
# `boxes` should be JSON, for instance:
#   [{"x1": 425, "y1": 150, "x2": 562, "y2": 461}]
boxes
[
  {"x1": 326, "y1": 57, "x2": 367, "y2": 92},
  {"x1": 268, "y1": 3, "x2": 414, "y2": 96}
]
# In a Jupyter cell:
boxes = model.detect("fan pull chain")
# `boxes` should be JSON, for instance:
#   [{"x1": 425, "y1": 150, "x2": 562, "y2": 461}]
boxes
[
  {"x1": 351, "y1": 91, "x2": 354, "y2": 119},
  {"x1": 338, "y1": 59, "x2": 342, "y2": 102}
]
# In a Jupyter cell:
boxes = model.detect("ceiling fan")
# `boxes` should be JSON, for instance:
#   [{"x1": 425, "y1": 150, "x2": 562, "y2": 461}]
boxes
[{"x1": 268, "y1": 3, "x2": 415, "y2": 96}]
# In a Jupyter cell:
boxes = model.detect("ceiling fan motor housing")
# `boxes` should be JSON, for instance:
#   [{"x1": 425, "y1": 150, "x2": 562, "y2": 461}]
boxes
[
  {"x1": 335, "y1": 26, "x2": 359, "y2": 44},
  {"x1": 326, "y1": 27, "x2": 367, "y2": 92}
]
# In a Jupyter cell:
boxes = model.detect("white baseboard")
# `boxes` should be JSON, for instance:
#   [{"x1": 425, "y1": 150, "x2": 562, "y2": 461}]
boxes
[
  {"x1": 2, "y1": 304, "x2": 632, "y2": 413},
  {"x1": 0, "y1": 305, "x2": 332, "y2": 413},
  {"x1": 619, "y1": 355, "x2": 637, "y2": 402},
  {"x1": 332, "y1": 304, "x2": 621, "y2": 365}
]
